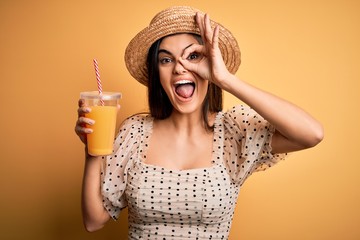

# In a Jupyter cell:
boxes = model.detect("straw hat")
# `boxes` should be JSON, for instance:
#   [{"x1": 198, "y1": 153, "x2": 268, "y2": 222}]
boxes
[{"x1": 125, "y1": 5, "x2": 241, "y2": 86}]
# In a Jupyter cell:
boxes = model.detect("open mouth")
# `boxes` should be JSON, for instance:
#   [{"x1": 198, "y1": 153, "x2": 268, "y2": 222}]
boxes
[{"x1": 174, "y1": 80, "x2": 195, "y2": 99}]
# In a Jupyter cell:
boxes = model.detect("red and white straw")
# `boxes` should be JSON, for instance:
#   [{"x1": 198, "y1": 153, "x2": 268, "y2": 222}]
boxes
[{"x1": 93, "y1": 59, "x2": 104, "y2": 105}]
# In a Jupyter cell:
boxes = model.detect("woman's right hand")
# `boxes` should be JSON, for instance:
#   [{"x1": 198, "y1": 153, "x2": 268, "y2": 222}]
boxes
[{"x1": 75, "y1": 99, "x2": 95, "y2": 145}]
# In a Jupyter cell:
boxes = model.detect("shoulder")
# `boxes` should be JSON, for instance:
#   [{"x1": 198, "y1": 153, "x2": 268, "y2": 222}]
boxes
[
  {"x1": 218, "y1": 105, "x2": 269, "y2": 138},
  {"x1": 220, "y1": 105, "x2": 257, "y2": 127},
  {"x1": 113, "y1": 113, "x2": 152, "y2": 152},
  {"x1": 119, "y1": 113, "x2": 152, "y2": 131},
  {"x1": 222, "y1": 105, "x2": 267, "y2": 124},
  {"x1": 223, "y1": 105, "x2": 257, "y2": 118}
]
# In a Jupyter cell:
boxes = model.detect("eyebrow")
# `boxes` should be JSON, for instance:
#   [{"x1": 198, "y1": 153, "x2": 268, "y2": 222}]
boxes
[{"x1": 158, "y1": 43, "x2": 194, "y2": 56}]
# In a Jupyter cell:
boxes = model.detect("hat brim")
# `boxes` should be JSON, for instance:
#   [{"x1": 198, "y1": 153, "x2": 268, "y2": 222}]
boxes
[{"x1": 125, "y1": 6, "x2": 241, "y2": 86}]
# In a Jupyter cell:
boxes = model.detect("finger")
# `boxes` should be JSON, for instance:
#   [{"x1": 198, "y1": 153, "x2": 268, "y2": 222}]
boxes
[
  {"x1": 77, "y1": 116, "x2": 95, "y2": 126},
  {"x1": 77, "y1": 106, "x2": 91, "y2": 117},
  {"x1": 181, "y1": 44, "x2": 204, "y2": 59},
  {"x1": 75, "y1": 124, "x2": 93, "y2": 135},
  {"x1": 204, "y1": 13, "x2": 213, "y2": 44},
  {"x1": 196, "y1": 12, "x2": 205, "y2": 41},
  {"x1": 78, "y1": 99, "x2": 85, "y2": 107},
  {"x1": 212, "y1": 25, "x2": 219, "y2": 49},
  {"x1": 74, "y1": 125, "x2": 90, "y2": 145},
  {"x1": 178, "y1": 57, "x2": 200, "y2": 73}
]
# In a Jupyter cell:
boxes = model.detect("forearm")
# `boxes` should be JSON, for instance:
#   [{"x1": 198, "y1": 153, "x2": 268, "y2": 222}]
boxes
[
  {"x1": 81, "y1": 151, "x2": 110, "y2": 232},
  {"x1": 221, "y1": 74, "x2": 324, "y2": 148}
]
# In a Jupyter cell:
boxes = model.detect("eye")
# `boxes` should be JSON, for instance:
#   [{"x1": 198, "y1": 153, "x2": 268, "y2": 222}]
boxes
[
  {"x1": 159, "y1": 57, "x2": 173, "y2": 64},
  {"x1": 187, "y1": 52, "x2": 202, "y2": 62}
]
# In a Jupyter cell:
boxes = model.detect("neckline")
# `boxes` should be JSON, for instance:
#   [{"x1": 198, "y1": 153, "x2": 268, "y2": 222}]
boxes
[
  {"x1": 140, "y1": 160, "x2": 222, "y2": 174},
  {"x1": 138, "y1": 112, "x2": 224, "y2": 172}
]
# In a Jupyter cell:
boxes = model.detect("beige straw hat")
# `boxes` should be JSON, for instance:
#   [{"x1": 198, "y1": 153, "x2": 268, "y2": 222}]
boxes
[{"x1": 125, "y1": 5, "x2": 241, "y2": 86}]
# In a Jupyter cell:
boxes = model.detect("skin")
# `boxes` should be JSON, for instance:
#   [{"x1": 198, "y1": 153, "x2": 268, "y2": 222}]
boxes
[
  {"x1": 145, "y1": 33, "x2": 215, "y2": 170},
  {"x1": 157, "y1": 35, "x2": 209, "y2": 114},
  {"x1": 75, "y1": 12, "x2": 324, "y2": 232}
]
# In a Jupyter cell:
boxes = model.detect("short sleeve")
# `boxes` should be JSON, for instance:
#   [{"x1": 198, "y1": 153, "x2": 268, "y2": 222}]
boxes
[
  {"x1": 101, "y1": 115, "x2": 144, "y2": 220},
  {"x1": 222, "y1": 105, "x2": 287, "y2": 186}
]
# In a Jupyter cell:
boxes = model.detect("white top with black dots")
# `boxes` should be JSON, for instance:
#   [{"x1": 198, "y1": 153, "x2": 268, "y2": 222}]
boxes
[{"x1": 101, "y1": 105, "x2": 286, "y2": 239}]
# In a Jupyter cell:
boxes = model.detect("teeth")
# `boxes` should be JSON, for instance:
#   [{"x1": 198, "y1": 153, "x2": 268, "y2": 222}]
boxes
[{"x1": 175, "y1": 80, "x2": 193, "y2": 85}]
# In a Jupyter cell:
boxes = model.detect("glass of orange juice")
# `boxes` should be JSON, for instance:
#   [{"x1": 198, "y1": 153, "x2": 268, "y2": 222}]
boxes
[{"x1": 80, "y1": 91, "x2": 121, "y2": 156}]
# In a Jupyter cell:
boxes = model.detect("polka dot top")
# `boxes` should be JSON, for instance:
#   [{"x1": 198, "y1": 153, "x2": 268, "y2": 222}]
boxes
[{"x1": 101, "y1": 105, "x2": 286, "y2": 239}]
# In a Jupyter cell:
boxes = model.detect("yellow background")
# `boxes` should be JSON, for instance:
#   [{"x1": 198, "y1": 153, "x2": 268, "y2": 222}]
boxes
[{"x1": 1, "y1": 0, "x2": 359, "y2": 239}]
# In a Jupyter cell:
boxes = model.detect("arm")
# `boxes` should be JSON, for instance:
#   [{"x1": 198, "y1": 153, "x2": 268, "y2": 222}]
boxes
[
  {"x1": 75, "y1": 99, "x2": 111, "y2": 231},
  {"x1": 180, "y1": 13, "x2": 323, "y2": 153},
  {"x1": 81, "y1": 152, "x2": 111, "y2": 232},
  {"x1": 221, "y1": 75, "x2": 324, "y2": 153}
]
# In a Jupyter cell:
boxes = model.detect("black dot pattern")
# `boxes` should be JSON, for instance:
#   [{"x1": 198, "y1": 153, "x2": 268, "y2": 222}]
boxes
[{"x1": 101, "y1": 105, "x2": 286, "y2": 239}]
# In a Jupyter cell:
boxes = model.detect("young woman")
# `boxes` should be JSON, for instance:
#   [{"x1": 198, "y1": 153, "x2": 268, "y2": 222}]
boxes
[{"x1": 75, "y1": 6, "x2": 323, "y2": 239}]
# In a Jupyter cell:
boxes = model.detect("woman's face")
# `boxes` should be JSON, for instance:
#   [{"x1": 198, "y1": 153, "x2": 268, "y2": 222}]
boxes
[{"x1": 158, "y1": 33, "x2": 208, "y2": 115}]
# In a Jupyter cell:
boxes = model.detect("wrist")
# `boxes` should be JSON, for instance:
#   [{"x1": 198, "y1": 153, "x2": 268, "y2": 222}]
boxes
[
  {"x1": 84, "y1": 147, "x2": 104, "y2": 162},
  {"x1": 217, "y1": 73, "x2": 238, "y2": 92}
]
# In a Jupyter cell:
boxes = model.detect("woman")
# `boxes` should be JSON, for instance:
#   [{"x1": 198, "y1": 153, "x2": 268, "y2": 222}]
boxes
[{"x1": 75, "y1": 6, "x2": 323, "y2": 239}]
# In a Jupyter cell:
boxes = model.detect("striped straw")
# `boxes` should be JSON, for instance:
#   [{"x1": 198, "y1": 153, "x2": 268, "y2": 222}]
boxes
[{"x1": 93, "y1": 59, "x2": 104, "y2": 105}]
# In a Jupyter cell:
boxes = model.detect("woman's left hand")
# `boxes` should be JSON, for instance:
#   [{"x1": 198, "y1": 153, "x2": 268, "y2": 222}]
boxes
[{"x1": 179, "y1": 12, "x2": 232, "y2": 87}]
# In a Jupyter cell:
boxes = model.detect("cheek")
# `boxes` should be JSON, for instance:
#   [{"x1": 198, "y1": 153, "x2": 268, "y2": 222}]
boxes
[
  {"x1": 198, "y1": 81, "x2": 209, "y2": 96},
  {"x1": 159, "y1": 68, "x2": 173, "y2": 95},
  {"x1": 159, "y1": 67, "x2": 169, "y2": 83}
]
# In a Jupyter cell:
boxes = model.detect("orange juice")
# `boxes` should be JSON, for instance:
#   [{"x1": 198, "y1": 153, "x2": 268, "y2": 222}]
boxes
[{"x1": 85, "y1": 105, "x2": 117, "y2": 156}]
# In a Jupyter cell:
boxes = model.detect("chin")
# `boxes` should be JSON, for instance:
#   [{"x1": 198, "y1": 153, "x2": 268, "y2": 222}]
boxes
[{"x1": 170, "y1": 101, "x2": 195, "y2": 114}]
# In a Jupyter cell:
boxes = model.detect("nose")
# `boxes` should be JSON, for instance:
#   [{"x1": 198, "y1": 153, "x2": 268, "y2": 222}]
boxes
[{"x1": 173, "y1": 59, "x2": 187, "y2": 75}]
